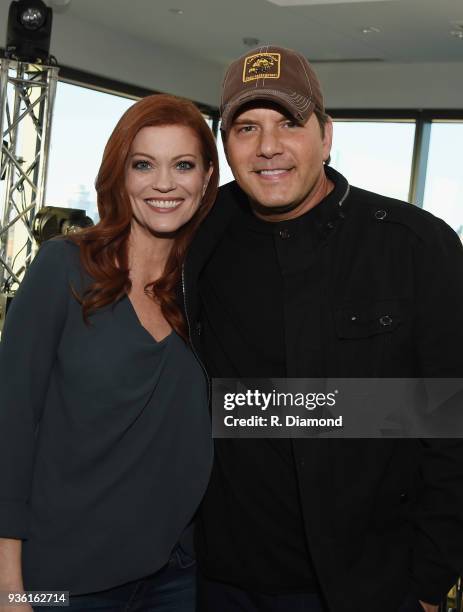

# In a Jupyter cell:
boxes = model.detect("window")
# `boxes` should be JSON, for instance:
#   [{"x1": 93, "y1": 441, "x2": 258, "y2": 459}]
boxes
[
  {"x1": 330, "y1": 120, "x2": 416, "y2": 202},
  {"x1": 217, "y1": 124, "x2": 235, "y2": 186},
  {"x1": 422, "y1": 121, "x2": 463, "y2": 240},
  {"x1": 215, "y1": 118, "x2": 418, "y2": 201},
  {"x1": 46, "y1": 82, "x2": 134, "y2": 221},
  {"x1": 46, "y1": 83, "x2": 217, "y2": 220}
]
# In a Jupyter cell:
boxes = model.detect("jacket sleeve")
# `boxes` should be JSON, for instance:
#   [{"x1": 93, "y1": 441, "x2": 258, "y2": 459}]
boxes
[
  {"x1": 410, "y1": 219, "x2": 463, "y2": 604},
  {"x1": 0, "y1": 240, "x2": 69, "y2": 539}
]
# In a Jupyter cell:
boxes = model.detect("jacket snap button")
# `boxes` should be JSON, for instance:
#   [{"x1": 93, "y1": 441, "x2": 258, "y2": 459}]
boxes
[
  {"x1": 399, "y1": 492, "x2": 408, "y2": 503},
  {"x1": 326, "y1": 221, "x2": 335, "y2": 230},
  {"x1": 379, "y1": 315, "x2": 393, "y2": 327},
  {"x1": 375, "y1": 209, "x2": 387, "y2": 220},
  {"x1": 351, "y1": 315, "x2": 358, "y2": 322},
  {"x1": 195, "y1": 321, "x2": 202, "y2": 335},
  {"x1": 279, "y1": 229, "x2": 291, "y2": 239}
]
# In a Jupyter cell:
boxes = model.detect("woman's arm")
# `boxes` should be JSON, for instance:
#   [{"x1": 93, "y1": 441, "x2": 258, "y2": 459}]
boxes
[
  {"x1": 0, "y1": 240, "x2": 70, "y2": 591},
  {"x1": 0, "y1": 538, "x2": 23, "y2": 588},
  {"x1": 0, "y1": 538, "x2": 32, "y2": 612}
]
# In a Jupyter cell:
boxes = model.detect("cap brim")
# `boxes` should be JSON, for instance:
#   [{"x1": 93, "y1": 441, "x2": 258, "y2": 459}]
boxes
[{"x1": 221, "y1": 89, "x2": 315, "y2": 132}]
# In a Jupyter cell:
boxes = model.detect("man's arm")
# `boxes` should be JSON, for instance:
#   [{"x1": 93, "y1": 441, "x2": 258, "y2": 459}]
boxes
[{"x1": 411, "y1": 218, "x2": 463, "y2": 605}]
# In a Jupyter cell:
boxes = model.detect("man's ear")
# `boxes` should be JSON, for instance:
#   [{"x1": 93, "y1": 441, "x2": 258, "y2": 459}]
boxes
[
  {"x1": 221, "y1": 131, "x2": 231, "y2": 166},
  {"x1": 322, "y1": 116, "x2": 333, "y2": 163}
]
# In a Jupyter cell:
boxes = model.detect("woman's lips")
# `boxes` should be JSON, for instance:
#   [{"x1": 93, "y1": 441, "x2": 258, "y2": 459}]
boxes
[{"x1": 144, "y1": 198, "x2": 184, "y2": 212}]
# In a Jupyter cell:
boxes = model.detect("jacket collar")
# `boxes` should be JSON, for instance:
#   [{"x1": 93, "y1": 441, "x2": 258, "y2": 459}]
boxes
[{"x1": 184, "y1": 165, "x2": 350, "y2": 284}]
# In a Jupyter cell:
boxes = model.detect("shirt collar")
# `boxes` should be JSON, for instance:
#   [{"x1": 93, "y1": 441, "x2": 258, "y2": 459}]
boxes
[{"x1": 232, "y1": 165, "x2": 350, "y2": 237}]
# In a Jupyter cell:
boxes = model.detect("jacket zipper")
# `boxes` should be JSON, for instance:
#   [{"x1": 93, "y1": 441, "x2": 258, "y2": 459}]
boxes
[{"x1": 181, "y1": 262, "x2": 211, "y2": 406}]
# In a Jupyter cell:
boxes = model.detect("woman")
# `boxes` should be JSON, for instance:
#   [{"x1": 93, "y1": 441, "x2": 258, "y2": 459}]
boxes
[{"x1": 0, "y1": 94, "x2": 218, "y2": 611}]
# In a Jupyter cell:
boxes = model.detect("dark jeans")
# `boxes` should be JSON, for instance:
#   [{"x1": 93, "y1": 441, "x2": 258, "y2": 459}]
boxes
[
  {"x1": 34, "y1": 546, "x2": 196, "y2": 612},
  {"x1": 196, "y1": 573, "x2": 329, "y2": 612}
]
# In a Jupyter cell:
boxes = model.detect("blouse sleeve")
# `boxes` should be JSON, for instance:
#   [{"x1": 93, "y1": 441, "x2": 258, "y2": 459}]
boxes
[{"x1": 0, "y1": 239, "x2": 70, "y2": 539}]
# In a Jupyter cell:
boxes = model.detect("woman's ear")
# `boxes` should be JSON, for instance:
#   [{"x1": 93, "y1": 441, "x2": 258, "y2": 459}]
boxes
[{"x1": 203, "y1": 162, "x2": 214, "y2": 196}]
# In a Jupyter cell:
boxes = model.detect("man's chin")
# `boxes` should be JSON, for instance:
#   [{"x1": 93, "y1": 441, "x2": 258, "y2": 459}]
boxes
[{"x1": 249, "y1": 198, "x2": 300, "y2": 217}]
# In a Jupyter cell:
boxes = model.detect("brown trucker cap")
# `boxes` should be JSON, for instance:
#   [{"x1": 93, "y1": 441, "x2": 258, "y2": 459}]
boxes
[{"x1": 220, "y1": 45, "x2": 324, "y2": 133}]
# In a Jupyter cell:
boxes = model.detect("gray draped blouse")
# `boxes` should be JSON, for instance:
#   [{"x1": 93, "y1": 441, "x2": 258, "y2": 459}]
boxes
[{"x1": 0, "y1": 239, "x2": 212, "y2": 594}]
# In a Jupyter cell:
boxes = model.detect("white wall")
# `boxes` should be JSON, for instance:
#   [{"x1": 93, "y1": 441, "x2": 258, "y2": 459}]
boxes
[
  {"x1": 317, "y1": 61, "x2": 463, "y2": 110},
  {"x1": 50, "y1": 13, "x2": 224, "y2": 106},
  {"x1": 0, "y1": 4, "x2": 223, "y2": 106}
]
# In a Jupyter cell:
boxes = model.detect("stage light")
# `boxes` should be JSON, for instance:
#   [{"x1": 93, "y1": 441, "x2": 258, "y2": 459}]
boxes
[
  {"x1": 20, "y1": 6, "x2": 46, "y2": 31},
  {"x1": 32, "y1": 206, "x2": 94, "y2": 245},
  {"x1": 6, "y1": 0, "x2": 53, "y2": 63}
]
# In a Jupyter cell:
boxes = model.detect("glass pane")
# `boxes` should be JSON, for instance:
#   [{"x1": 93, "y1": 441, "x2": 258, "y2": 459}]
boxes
[
  {"x1": 46, "y1": 82, "x2": 134, "y2": 221},
  {"x1": 216, "y1": 119, "x2": 417, "y2": 197},
  {"x1": 217, "y1": 123, "x2": 235, "y2": 186},
  {"x1": 203, "y1": 115, "x2": 214, "y2": 130},
  {"x1": 423, "y1": 122, "x2": 463, "y2": 241},
  {"x1": 331, "y1": 121, "x2": 416, "y2": 202}
]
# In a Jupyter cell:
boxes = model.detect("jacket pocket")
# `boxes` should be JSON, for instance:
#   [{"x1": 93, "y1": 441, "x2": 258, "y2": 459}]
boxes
[{"x1": 335, "y1": 298, "x2": 403, "y2": 339}]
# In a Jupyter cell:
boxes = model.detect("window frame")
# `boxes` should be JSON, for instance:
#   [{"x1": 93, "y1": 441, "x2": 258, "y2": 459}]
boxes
[
  {"x1": 36, "y1": 62, "x2": 463, "y2": 209},
  {"x1": 328, "y1": 109, "x2": 463, "y2": 206}
]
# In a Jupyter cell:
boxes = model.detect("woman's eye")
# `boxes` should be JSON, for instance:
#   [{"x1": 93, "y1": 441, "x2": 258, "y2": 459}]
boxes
[
  {"x1": 176, "y1": 160, "x2": 195, "y2": 171},
  {"x1": 132, "y1": 160, "x2": 151, "y2": 171}
]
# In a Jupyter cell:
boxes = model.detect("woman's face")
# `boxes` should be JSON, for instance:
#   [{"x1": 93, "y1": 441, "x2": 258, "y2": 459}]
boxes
[{"x1": 125, "y1": 125, "x2": 212, "y2": 236}]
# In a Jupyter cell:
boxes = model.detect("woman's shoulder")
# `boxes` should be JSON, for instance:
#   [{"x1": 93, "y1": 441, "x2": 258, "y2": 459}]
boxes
[
  {"x1": 32, "y1": 237, "x2": 83, "y2": 281},
  {"x1": 37, "y1": 236, "x2": 80, "y2": 260}
]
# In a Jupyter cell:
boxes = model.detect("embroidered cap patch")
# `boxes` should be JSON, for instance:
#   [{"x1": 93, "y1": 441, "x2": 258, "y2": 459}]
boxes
[{"x1": 242, "y1": 53, "x2": 281, "y2": 83}]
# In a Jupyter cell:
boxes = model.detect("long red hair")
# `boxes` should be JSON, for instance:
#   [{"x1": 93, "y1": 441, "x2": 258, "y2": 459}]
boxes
[{"x1": 70, "y1": 94, "x2": 219, "y2": 341}]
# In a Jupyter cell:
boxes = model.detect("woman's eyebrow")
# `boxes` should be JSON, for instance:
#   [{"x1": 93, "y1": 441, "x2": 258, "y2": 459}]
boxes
[{"x1": 129, "y1": 152, "x2": 198, "y2": 160}]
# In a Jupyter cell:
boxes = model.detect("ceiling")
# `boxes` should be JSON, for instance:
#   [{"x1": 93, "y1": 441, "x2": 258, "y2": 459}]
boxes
[{"x1": 55, "y1": 0, "x2": 463, "y2": 66}]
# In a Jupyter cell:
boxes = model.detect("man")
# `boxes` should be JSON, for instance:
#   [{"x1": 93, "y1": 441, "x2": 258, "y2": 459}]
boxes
[{"x1": 182, "y1": 46, "x2": 463, "y2": 612}]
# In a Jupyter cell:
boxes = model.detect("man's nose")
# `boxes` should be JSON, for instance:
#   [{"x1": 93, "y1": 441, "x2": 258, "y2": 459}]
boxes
[{"x1": 256, "y1": 128, "x2": 283, "y2": 158}]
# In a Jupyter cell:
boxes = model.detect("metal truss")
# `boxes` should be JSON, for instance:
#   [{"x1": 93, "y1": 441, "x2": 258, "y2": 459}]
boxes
[{"x1": 0, "y1": 58, "x2": 59, "y2": 295}]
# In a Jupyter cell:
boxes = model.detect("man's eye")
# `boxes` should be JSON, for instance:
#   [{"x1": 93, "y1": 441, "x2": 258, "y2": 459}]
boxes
[
  {"x1": 239, "y1": 125, "x2": 255, "y2": 133},
  {"x1": 177, "y1": 160, "x2": 195, "y2": 171},
  {"x1": 283, "y1": 121, "x2": 298, "y2": 128},
  {"x1": 132, "y1": 160, "x2": 151, "y2": 171}
]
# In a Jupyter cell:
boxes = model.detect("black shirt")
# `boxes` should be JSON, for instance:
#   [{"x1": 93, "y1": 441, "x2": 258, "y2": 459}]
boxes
[
  {"x1": 0, "y1": 239, "x2": 213, "y2": 594},
  {"x1": 197, "y1": 180, "x2": 347, "y2": 593}
]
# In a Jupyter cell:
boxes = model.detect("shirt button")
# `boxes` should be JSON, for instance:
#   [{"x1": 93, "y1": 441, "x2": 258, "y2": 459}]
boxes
[
  {"x1": 379, "y1": 315, "x2": 393, "y2": 327},
  {"x1": 279, "y1": 229, "x2": 291, "y2": 239},
  {"x1": 374, "y1": 209, "x2": 387, "y2": 220},
  {"x1": 195, "y1": 321, "x2": 202, "y2": 335},
  {"x1": 399, "y1": 492, "x2": 408, "y2": 503}
]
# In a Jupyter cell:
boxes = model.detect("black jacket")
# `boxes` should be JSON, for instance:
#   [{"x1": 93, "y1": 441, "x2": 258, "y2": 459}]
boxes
[{"x1": 182, "y1": 167, "x2": 463, "y2": 612}]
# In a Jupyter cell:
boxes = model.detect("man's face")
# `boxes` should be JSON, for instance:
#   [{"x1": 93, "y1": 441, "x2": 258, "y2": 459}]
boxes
[{"x1": 225, "y1": 106, "x2": 333, "y2": 218}]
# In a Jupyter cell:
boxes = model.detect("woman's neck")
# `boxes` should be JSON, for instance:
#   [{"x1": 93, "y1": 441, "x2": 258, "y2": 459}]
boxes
[{"x1": 127, "y1": 222, "x2": 173, "y2": 288}]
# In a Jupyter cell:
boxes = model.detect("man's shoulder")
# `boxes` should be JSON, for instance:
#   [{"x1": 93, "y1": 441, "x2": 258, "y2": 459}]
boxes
[
  {"x1": 348, "y1": 184, "x2": 458, "y2": 247},
  {"x1": 199, "y1": 180, "x2": 243, "y2": 229},
  {"x1": 217, "y1": 180, "x2": 242, "y2": 203}
]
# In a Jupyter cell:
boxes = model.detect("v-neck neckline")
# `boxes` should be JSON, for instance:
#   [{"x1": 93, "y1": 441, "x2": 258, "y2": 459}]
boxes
[{"x1": 125, "y1": 294, "x2": 173, "y2": 345}]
